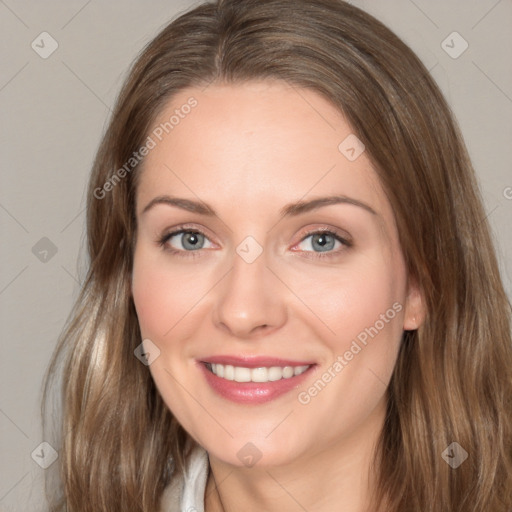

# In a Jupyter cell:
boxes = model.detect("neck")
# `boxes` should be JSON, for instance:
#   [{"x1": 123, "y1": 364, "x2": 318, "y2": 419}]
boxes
[{"x1": 204, "y1": 399, "x2": 387, "y2": 512}]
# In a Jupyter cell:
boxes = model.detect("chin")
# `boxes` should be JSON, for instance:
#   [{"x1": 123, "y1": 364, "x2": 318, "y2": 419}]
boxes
[{"x1": 200, "y1": 430, "x2": 306, "y2": 469}]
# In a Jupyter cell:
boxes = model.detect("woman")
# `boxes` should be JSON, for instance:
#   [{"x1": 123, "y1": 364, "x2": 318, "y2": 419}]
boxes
[{"x1": 42, "y1": 0, "x2": 512, "y2": 510}]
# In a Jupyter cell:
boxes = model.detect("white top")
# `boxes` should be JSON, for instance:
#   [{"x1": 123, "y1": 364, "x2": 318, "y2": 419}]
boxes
[{"x1": 159, "y1": 443, "x2": 210, "y2": 512}]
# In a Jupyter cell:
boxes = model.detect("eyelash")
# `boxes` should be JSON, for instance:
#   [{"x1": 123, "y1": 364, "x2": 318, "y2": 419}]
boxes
[{"x1": 157, "y1": 224, "x2": 352, "y2": 260}]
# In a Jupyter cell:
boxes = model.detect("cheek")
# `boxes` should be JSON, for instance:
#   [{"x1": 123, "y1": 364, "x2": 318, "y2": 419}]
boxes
[
  {"x1": 290, "y1": 257, "x2": 406, "y2": 439},
  {"x1": 131, "y1": 260, "x2": 168, "y2": 339},
  {"x1": 284, "y1": 252, "x2": 407, "y2": 351},
  {"x1": 131, "y1": 248, "x2": 207, "y2": 432},
  {"x1": 131, "y1": 248, "x2": 210, "y2": 340},
  {"x1": 339, "y1": 271, "x2": 403, "y2": 345}
]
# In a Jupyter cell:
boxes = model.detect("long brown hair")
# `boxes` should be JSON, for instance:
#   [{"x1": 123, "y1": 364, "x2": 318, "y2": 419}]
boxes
[{"x1": 42, "y1": 0, "x2": 512, "y2": 510}]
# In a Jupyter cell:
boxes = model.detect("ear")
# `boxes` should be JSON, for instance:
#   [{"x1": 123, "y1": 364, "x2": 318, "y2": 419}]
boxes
[{"x1": 403, "y1": 277, "x2": 426, "y2": 331}]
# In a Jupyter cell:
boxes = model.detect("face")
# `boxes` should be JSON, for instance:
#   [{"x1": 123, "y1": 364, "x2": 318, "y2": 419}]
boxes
[{"x1": 131, "y1": 81, "x2": 423, "y2": 468}]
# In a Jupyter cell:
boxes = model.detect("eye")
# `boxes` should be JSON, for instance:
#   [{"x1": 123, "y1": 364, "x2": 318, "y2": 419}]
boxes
[
  {"x1": 157, "y1": 225, "x2": 351, "y2": 259},
  {"x1": 158, "y1": 226, "x2": 214, "y2": 255},
  {"x1": 294, "y1": 229, "x2": 351, "y2": 257}
]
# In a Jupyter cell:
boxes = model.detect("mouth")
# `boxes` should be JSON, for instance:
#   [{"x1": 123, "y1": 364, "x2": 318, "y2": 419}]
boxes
[
  {"x1": 204, "y1": 362, "x2": 311, "y2": 382},
  {"x1": 197, "y1": 356, "x2": 316, "y2": 404}
]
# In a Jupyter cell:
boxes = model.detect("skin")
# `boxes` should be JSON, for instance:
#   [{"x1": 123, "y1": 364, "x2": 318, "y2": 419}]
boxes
[{"x1": 131, "y1": 81, "x2": 425, "y2": 512}]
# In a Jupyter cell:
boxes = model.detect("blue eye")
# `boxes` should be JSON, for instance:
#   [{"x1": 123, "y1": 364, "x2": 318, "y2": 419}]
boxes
[
  {"x1": 159, "y1": 229, "x2": 214, "y2": 252},
  {"x1": 296, "y1": 230, "x2": 350, "y2": 255},
  {"x1": 298, "y1": 232, "x2": 339, "y2": 252},
  {"x1": 157, "y1": 226, "x2": 351, "y2": 260}
]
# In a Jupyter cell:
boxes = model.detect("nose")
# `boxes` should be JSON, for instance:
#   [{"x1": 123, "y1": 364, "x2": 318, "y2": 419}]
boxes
[{"x1": 212, "y1": 248, "x2": 288, "y2": 339}]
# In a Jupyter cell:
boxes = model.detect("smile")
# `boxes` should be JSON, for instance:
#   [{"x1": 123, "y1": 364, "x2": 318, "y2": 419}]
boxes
[
  {"x1": 206, "y1": 362, "x2": 311, "y2": 383},
  {"x1": 199, "y1": 357, "x2": 316, "y2": 404}
]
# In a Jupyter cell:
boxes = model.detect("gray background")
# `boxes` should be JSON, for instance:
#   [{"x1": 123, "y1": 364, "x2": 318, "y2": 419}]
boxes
[{"x1": 0, "y1": 0, "x2": 511, "y2": 509}]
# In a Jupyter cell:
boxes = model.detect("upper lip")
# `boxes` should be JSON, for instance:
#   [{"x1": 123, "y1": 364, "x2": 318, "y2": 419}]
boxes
[{"x1": 200, "y1": 355, "x2": 315, "y2": 368}]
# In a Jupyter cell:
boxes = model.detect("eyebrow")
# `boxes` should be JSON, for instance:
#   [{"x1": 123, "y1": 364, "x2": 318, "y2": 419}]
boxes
[{"x1": 141, "y1": 194, "x2": 377, "y2": 217}]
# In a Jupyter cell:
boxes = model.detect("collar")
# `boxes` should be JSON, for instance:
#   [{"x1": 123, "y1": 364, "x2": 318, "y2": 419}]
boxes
[
  {"x1": 183, "y1": 444, "x2": 209, "y2": 511},
  {"x1": 159, "y1": 443, "x2": 209, "y2": 512}
]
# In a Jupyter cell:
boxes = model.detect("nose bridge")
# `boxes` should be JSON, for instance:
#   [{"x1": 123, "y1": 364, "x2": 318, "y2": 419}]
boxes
[{"x1": 212, "y1": 241, "x2": 286, "y2": 337}]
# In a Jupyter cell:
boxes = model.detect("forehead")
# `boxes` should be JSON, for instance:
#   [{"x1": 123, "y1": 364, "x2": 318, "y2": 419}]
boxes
[{"x1": 135, "y1": 81, "x2": 390, "y2": 222}]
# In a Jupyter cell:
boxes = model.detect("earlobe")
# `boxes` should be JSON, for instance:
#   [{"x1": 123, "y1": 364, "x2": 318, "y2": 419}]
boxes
[{"x1": 403, "y1": 280, "x2": 426, "y2": 331}]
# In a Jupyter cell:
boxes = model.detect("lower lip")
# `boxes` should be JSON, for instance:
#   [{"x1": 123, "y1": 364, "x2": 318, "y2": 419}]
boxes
[{"x1": 198, "y1": 362, "x2": 315, "y2": 404}]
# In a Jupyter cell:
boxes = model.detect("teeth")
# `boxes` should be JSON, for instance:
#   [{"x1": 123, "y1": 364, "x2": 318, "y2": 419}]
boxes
[
  {"x1": 234, "y1": 366, "x2": 251, "y2": 382},
  {"x1": 224, "y1": 365, "x2": 235, "y2": 381},
  {"x1": 208, "y1": 363, "x2": 310, "y2": 383}
]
